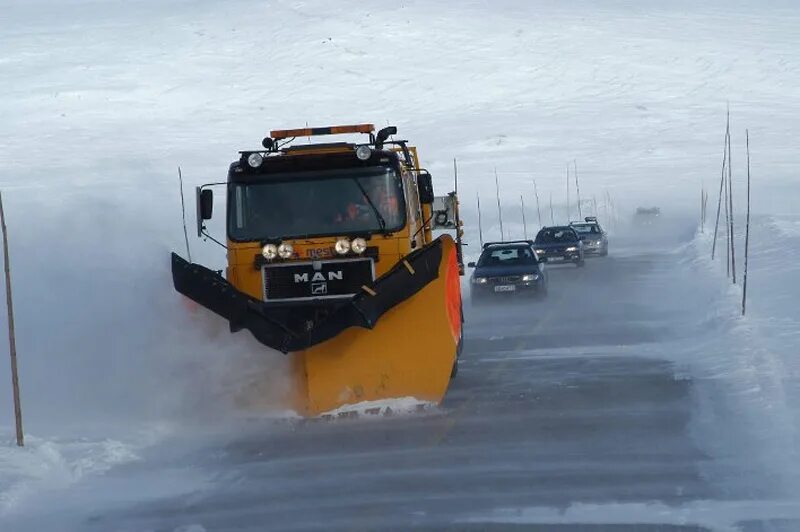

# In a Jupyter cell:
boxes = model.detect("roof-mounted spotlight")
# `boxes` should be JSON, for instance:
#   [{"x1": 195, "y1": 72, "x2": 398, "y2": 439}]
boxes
[
  {"x1": 375, "y1": 126, "x2": 397, "y2": 150},
  {"x1": 247, "y1": 152, "x2": 264, "y2": 168},
  {"x1": 262, "y1": 137, "x2": 275, "y2": 150},
  {"x1": 355, "y1": 145, "x2": 372, "y2": 161}
]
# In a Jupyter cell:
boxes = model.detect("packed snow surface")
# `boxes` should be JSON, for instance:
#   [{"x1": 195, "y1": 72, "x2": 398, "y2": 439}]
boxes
[{"x1": 1, "y1": 0, "x2": 799, "y2": 530}]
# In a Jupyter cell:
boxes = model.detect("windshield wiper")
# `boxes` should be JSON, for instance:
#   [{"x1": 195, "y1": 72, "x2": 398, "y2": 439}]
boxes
[{"x1": 352, "y1": 178, "x2": 387, "y2": 231}]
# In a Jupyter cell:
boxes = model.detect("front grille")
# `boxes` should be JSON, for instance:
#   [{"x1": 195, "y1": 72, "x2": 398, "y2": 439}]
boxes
[
  {"x1": 490, "y1": 275, "x2": 521, "y2": 284},
  {"x1": 263, "y1": 258, "x2": 374, "y2": 301}
]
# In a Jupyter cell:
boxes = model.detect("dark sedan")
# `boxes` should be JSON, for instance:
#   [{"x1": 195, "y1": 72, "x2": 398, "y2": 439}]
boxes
[
  {"x1": 468, "y1": 241, "x2": 548, "y2": 304},
  {"x1": 533, "y1": 226, "x2": 585, "y2": 267}
]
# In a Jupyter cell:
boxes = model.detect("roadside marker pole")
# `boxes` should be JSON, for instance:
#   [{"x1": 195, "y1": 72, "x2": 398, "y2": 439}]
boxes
[
  {"x1": 533, "y1": 180, "x2": 542, "y2": 228},
  {"x1": 476, "y1": 192, "x2": 484, "y2": 247},
  {"x1": 520, "y1": 195, "x2": 528, "y2": 240},
  {"x1": 177, "y1": 166, "x2": 192, "y2": 262},
  {"x1": 565, "y1": 164, "x2": 570, "y2": 223},
  {"x1": 574, "y1": 160, "x2": 582, "y2": 218},
  {"x1": 494, "y1": 168, "x2": 504, "y2": 241},
  {"x1": 0, "y1": 192, "x2": 23, "y2": 447},
  {"x1": 727, "y1": 108, "x2": 737, "y2": 284},
  {"x1": 742, "y1": 130, "x2": 752, "y2": 316}
]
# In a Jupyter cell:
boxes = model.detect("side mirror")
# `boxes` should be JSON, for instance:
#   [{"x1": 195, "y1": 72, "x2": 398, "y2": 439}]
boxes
[
  {"x1": 196, "y1": 187, "x2": 213, "y2": 236},
  {"x1": 418, "y1": 172, "x2": 434, "y2": 204},
  {"x1": 467, "y1": 261, "x2": 476, "y2": 268}
]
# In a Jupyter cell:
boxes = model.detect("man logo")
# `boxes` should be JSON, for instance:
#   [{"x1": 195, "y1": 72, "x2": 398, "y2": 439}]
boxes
[
  {"x1": 293, "y1": 271, "x2": 343, "y2": 283},
  {"x1": 311, "y1": 282, "x2": 328, "y2": 295}
]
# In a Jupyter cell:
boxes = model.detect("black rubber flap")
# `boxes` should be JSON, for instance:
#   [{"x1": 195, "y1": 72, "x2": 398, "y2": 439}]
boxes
[{"x1": 170, "y1": 237, "x2": 443, "y2": 353}]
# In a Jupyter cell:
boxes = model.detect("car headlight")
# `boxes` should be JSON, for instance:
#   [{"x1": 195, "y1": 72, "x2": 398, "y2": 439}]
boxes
[
  {"x1": 247, "y1": 153, "x2": 264, "y2": 168},
  {"x1": 471, "y1": 276, "x2": 488, "y2": 285},
  {"x1": 566, "y1": 246, "x2": 578, "y2": 252},
  {"x1": 262, "y1": 243, "x2": 278, "y2": 260},
  {"x1": 521, "y1": 273, "x2": 539, "y2": 281},
  {"x1": 351, "y1": 237, "x2": 367, "y2": 254},
  {"x1": 277, "y1": 242, "x2": 294, "y2": 259},
  {"x1": 334, "y1": 238, "x2": 351, "y2": 255},
  {"x1": 535, "y1": 248, "x2": 545, "y2": 254}
]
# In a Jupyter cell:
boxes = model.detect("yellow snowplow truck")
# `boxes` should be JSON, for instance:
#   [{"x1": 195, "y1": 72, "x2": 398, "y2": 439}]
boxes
[{"x1": 172, "y1": 124, "x2": 465, "y2": 416}]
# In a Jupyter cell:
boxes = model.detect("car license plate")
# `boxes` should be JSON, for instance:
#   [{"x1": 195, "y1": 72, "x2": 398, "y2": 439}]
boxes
[
  {"x1": 548, "y1": 256, "x2": 564, "y2": 262},
  {"x1": 494, "y1": 285, "x2": 515, "y2": 292}
]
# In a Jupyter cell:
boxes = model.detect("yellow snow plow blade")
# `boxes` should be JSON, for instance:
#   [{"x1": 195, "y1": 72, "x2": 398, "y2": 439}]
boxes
[{"x1": 292, "y1": 236, "x2": 462, "y2": 416}]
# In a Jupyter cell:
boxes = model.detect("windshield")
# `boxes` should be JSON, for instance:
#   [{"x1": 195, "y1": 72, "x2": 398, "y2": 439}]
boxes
[
  {"x1": 571, "y1": 223, "x2": 600, "y2": 234},
  {"x1": 228, "y1": 167, "x2": 406, "y2": 241},
  {"x1": 478, "y1": 246, "x2": 538, "y2": 267},
  {"x1": 535, "y1": 228, "x2": 578, "y2": 244}
]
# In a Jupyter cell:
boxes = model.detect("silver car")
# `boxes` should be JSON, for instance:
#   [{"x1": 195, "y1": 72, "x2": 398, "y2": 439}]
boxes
[{"x1": 569, "y1": 217, "x2": 608, "y2": 256}]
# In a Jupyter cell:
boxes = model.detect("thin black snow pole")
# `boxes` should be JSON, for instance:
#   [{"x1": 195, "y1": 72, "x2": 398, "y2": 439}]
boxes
[
  {"x1": 701, "y1": 189, "x2": 704, "y2": 230},
  {"x1": 742, "y1": 129, "x2": 751, "y2": 316},
  {"x1": 476, "y1": 192, "x2": 484, "y2": 247},
  {"x1": 574, "y1": 160, "x2": 582, "y2": 218},
  {"x1": 565, "y1": 164, "x2": 570, "y2": 223},
  {"x1": 533, "y1": 180, "x2": 542, "y2": 227},
  {"x1": 549, "y1": 192, "x2": 555, "y2": 225},
  {"x1": 700, "y1": 187, "x2": 705, "y2": 233},
  {"x1": 520, "y1": 194, "x2": 528, "y2": 240},
  {"x1": 494, "y1": 168, "x2": 504, "y2": 241},
  {"x1": 712, "y1": 126, "x2": 729, "y2": 260},
  {"x1": 0, "y1": 192, "x2": 23, "y2": 447},
  {"x1": 727, "y1": 109, "x2": 736, "y2": 284},
  {"x1": 177, "y1": 166, "x2": 192, "y2": 262},
  {"x1": 453, "y1": 158, "x2": 464, "y2": 269},
  {"x1": 724, "y1": 166, "x2": 730, "y2": 277}
]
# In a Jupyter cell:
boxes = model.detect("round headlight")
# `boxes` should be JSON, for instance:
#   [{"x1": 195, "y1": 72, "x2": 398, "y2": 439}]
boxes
[
  {"x1": 247, "y1": 153, "x2": 264, "y2": 168},
  {"x1": 277, "y1": 242, "x2": 294, "y2": 259},
  {"x1": 355, "y1": 145, "x2": 372, "y2": 161},
  {"x1": 262, "y1": 243, "x2": 278, "y2": 260},
  {"x1": 334, "y1": 238, "x2": 351, "y2": 255},
  {"x1": 351, "y1": 237, "x2": 367, "y2": 254}
]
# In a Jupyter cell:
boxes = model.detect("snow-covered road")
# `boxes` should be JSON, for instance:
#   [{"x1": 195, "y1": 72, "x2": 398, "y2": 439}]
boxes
[{"x1": 4, "y1": 218, "x2": 799, "y2": 531}]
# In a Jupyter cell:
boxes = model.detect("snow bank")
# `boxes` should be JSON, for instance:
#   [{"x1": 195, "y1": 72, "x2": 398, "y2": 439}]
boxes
[{"x1": 0, "y1": 435, "x2": 138, "y2": 515}]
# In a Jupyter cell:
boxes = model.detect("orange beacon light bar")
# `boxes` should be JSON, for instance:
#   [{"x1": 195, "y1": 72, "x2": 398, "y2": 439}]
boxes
[{"x1": 270, "y1": 124, "x2": 375, "y2": 140}]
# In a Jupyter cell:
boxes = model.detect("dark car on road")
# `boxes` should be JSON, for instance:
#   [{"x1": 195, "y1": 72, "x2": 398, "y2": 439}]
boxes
[
  {"x1": 533, "y1": 226, "x2": 584, "y2": 267},
  {"x1": 468, "y1": 241, "x2": 548, "y2": 304},
  {"x1": 570, "y1": 216, "x2": 608, "y2": 256},
  {"x1": 634, "y1": 206, "x2": 661, "y2": 225}
]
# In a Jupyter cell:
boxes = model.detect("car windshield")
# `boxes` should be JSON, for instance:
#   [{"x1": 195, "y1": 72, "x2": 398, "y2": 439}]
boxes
[
  {"x1": 535, "y1": 228, "x2": 578, "y2": 244},
  {"x1": 571, "y1": 223, "x2": 600, "y2": 234},
  {"x1": 228, "y1": 166, "x2": 406, "y2": 241},
  {"x1": 478, "y1": 246, "x2": 538, "y2": 266}
]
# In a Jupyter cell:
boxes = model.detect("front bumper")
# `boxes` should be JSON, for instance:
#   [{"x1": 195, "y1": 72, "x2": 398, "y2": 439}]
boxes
[
  {"x1": 539, "y1": 252, "x2": 582, "y2": 263},
  {"x1": 471, "y1": 279, "x2": 545, "y2": 299},
  {"x1": 171, "y1": 237, "x2": 445, "y2": 353},
  {"x1": 582, "y1": 241, "x2": 606, "y2": 255}
]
